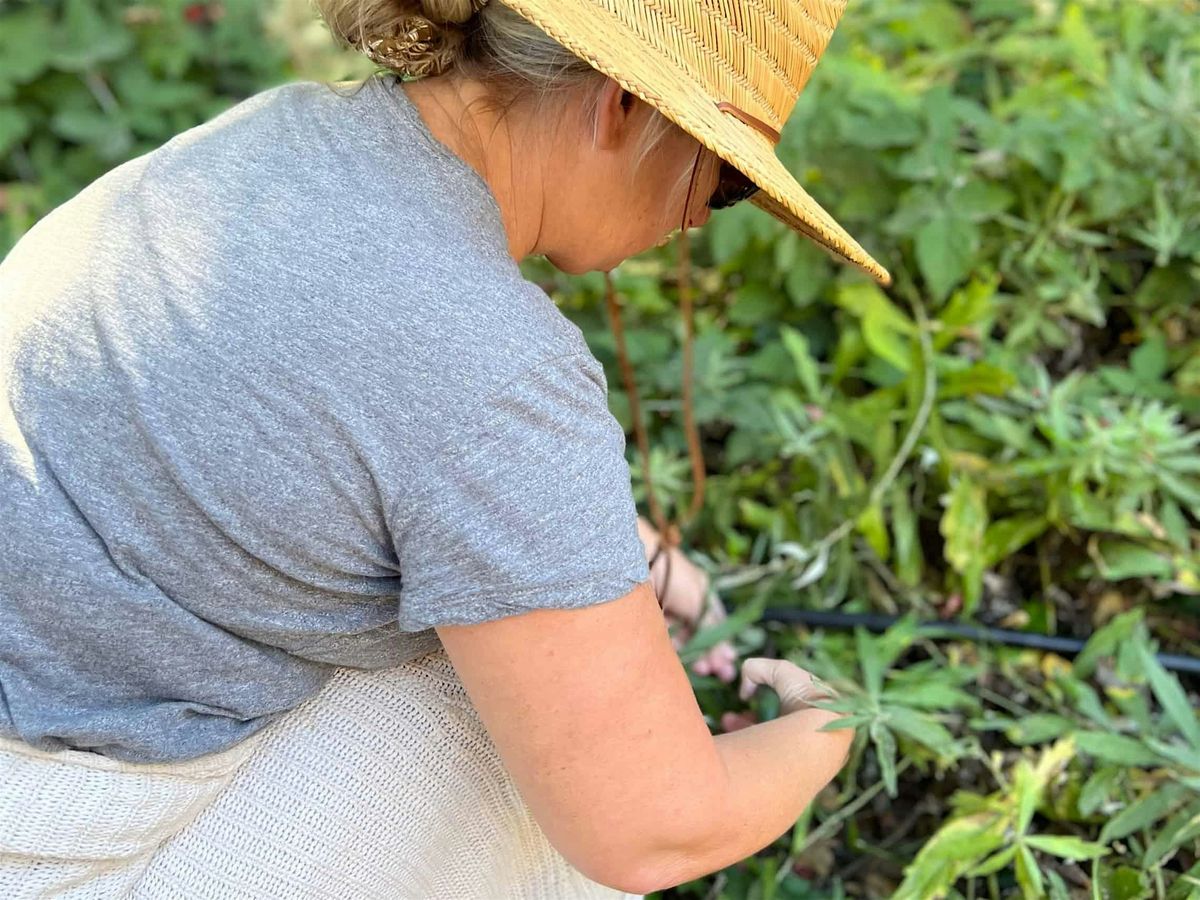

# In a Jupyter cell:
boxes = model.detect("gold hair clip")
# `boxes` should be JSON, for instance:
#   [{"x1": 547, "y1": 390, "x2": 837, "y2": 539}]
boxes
[{"x1": 364, "y1": 16, "x2": 451, "y2": 79}]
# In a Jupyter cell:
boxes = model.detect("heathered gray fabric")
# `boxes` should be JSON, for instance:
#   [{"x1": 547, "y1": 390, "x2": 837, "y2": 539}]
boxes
[{"x1": 0, "y1": 74, "x2": 651, "y2": 763}]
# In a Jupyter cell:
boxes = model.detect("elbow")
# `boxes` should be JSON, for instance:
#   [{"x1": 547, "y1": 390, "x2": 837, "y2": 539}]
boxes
[
  {"x1": 585, "y1": 857, "x2": 684, "y2": 897},
  {"x1": 569, "y1": 852, "x2": 664, "y2": 897},
  {"x1": 561, "y1": 817, "x2": 711, "y2": 895},
  {"x1": 573, "y1": 803, "x2": 721, "y2": 895}
]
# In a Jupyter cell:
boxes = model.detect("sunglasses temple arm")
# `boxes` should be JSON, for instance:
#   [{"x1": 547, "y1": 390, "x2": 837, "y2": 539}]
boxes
[{"x1": 680, "y1": 142, "x2": 705, "y2": 232}]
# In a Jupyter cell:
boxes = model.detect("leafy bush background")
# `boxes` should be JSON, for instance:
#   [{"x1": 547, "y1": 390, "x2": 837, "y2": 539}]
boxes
[{"x1": 2, "y1": 0, "x2": 1199, "y2": 897}]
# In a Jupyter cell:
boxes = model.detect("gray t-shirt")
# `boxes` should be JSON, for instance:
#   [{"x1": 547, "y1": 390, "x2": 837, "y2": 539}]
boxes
[{"x1": 0, "y1": 74, "x2": 650, "y2": 763}]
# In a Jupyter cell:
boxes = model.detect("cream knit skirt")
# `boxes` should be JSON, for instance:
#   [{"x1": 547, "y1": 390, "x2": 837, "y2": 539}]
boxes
[{"x1": 0, "y1": 647, "x2": 643, "y2": 900}]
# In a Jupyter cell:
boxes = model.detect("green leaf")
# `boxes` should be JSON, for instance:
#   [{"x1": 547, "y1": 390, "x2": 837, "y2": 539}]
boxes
[
  {"x1": 1143, "y1": 797, "x2": 1200, "y2": 867},
  {"x1": 863, "y1": 304, "x2": 913, "y2": 373},
  {"x1": 1100, "y1": 789, "x2": 1187, "y2": 844},
  {"x1": 886, "y1": 705, "x2": 961, "y2": 758},
  {"x1": 1144, "y1": 736, "x2": 1200, "y2": 773},
  {"x1": 0, "y1": 7, "x2": 56, "y2": 85},
  {"x1": 916, "y1": 212, "x2": 978, "y2": 302},
  {"x1": 779, "y1": 326, "x2": 822, "y2": 400},
  {"x1": 856, "y1": 627, "x2": 885, "y2": 700},
  {"x1": 856, "y1": 502, "x2": 890, "y2": 560},
  {"x1": 1015, "y1": 842, "x2": 1045, "y2": 900},
  {"x1": 870, "y1": 718, "x2": 899, "y2": 798},
  {"x1": 883, "y1": 681, "x2": 977, "y2": 711},
  {"x1": 50, "y1": 108, "x2": 133, "y2": 160},
  {"x1": 730, "y1": 283, "x2": 785, "y2": 326},
  {"x1": 949, "y1": 181, "x2": 1016, "y2": 222},
  {"x1": 1005, "y1": 714, "x2": 1075, "y2": 745},
  {"x1": 52, "y1": 0, "x2": 134, "y2": 71},
  {"x1": 891, "y1": 481, "x2": 922, "y2": 587},
  {"x1": 1092, "y1": 542, "x2": 1174, "y2": 581},
  {"x1": 941, "y1": 476, "x2": 987, "y2": 575},
  {"x1": 1078, "y1": 765, "x2": 1123, "y2": 817},
  {"x1": 1060, "y1": 2, "x2": 1108, "y2": 83},
  {"x1": 938, "y1": 362, "x2": 1016, "y2": 399},
  {"x1": 1133, "y1": 638, "x2": 1200, "y2": 747},
  {"x1": 835, "y1": 283, "x2": 915, "y2": 373},
  {"x1": 1104, "y1": 865, "x2": 1151, "y2": 900},
  {"x1": 933, "y1": 276, "x2": 998, "y2": 350},
  {"x1": 1024, "y1": 834, "x2": 1109, "y2": 861},
  {"x1": 0, "y1": 106, "x2": 31, "y2": 158},
  {"x1": 981, "y1": 515, "x2": 1049, "y2": 569},
  {"x1": 894, "y1": 812, "x2": 1006, "y2": 900},
  {"x1": 1075, "y1": 731, "x2": 1161, "y2": 767},
  {"x1": 968, "y1": 844, "x2": 1017, "y2": 877},
  {"x1": 1013, "y1": 759, "x2": 1042, "y2": 835},
  {"x1": 1130, "y1": 334, "x2": 1170, "y2": 382},
  {"x1": 1074, "y1": 608, "x2": 1145, "y2": 678}
]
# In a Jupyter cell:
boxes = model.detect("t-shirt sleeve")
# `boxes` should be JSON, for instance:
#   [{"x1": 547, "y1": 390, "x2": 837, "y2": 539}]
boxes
[{"x1": 390, "y1": 351, "x2": 652, "y2": 631}]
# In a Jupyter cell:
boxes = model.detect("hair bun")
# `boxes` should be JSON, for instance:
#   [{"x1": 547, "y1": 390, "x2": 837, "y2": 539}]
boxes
[
  {"x1": 363, "y1": 16, "x2": 454, "y2": 78},
  {"x1": 361, "y1": 1, "x2": 489, "y2": 78}
]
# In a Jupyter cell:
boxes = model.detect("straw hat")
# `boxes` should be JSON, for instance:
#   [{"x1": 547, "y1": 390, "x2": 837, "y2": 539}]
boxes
[{"x1": 496, "y1": 0, "x2": 892, "y2": 287}]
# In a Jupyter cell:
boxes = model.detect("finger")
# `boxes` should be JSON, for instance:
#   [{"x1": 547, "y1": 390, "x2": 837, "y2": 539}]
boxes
[
  {"x1": 709, "y1": 642, "x2": 736, "y2": 664},
  {"x1": 738, "y1": 668, "x2": 758, "y2": 702},
  {"x1": 720, "y1": 711, "x2": 757, "y2": 733},
  {"x1": 738, "y1": 657, "x2": 785, "y2": 702}
]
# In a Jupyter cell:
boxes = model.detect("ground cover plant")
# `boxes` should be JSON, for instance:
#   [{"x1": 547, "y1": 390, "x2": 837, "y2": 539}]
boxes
[{"x1": 2, "y1": 0, "x2": 1198, "y2": 896}]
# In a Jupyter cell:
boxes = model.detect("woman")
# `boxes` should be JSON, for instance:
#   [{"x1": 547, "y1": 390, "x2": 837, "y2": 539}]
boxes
[{"x1": 0, "y1": 0, "x2": 888, "y2": 897}]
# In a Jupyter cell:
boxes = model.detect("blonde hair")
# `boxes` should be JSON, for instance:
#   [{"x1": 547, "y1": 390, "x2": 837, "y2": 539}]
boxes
[{"x1": 314, "y1": 0, "x2": 688, "y2": 173}]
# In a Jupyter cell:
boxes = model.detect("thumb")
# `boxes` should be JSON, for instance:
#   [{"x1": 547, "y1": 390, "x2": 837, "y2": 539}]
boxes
[{"x1": 737, "y1": 657, "x2": 785, "y2": 703}]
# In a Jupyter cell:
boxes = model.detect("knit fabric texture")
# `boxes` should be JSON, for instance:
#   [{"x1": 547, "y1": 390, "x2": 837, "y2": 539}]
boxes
[{"x1": 0, "y1": 648, "x2": 643, "y2": 899}]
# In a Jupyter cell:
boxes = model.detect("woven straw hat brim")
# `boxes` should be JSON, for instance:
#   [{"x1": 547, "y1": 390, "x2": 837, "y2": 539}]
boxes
[{"x1": 498, "y1": 0, "x2": 893, "y2": 287}]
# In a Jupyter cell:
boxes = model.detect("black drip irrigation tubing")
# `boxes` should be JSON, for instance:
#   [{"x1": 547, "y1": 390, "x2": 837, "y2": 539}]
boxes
[{"x1": 759, "y1": 608, "x2": 1200, "y2": 676}]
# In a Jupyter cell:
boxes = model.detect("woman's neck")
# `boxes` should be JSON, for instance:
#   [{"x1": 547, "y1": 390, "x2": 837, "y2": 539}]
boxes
[{"x1": 400, "y1": 76, "x2": 546, "y2": 263}]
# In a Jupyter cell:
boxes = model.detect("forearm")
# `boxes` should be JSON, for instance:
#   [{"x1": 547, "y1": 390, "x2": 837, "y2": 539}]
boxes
[{"x1": 639, "y1": 706, "x2": 855, "y2": 892}]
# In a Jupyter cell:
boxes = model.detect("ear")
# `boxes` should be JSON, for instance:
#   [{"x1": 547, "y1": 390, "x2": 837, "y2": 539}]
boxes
[{"x1": 591, "y1": 78, "x2": 638, "y2": 152}]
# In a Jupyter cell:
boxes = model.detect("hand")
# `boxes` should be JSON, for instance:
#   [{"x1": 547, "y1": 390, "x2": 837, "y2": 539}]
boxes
[
  {"x1": 636, "y1": 517, "x2": 739, "y2": 682},
  {"x1": 736, "y1": 657, "x2": 839, "y2": 716}
]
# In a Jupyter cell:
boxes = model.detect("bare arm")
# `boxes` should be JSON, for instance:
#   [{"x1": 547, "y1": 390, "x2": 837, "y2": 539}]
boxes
[
  {"x1": 642, "y1": 706, "x2": 855, "y2": 891},
  {"x1": 436, "y1": 579, "x2": 855, "y2": 895}
]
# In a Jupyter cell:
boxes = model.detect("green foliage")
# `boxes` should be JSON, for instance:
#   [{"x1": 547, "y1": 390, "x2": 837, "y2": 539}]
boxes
[
  {"x1": 0, "y1": 0, "x2": 371, "y2": 251},
  {"x1": 4, "y1": 0, "x2": 1199, "y2": 896},
  {"x1": 883, "y1": 611, "x2": 1200, "y2": 898}
]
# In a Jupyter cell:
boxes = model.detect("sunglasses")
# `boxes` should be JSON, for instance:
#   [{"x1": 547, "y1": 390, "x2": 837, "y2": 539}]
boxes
[
  {"x1": 681, "y1": 146, "x2": 760, "y2": 230},
  {"x1": 708, "y1": 161, "x2": 760, "y2": 210}
]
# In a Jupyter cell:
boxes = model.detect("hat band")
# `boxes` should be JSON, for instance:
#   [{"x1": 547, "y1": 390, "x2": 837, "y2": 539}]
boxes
[{"x1": 715, "y1": 101, "x2": 782, "y2": 145}]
